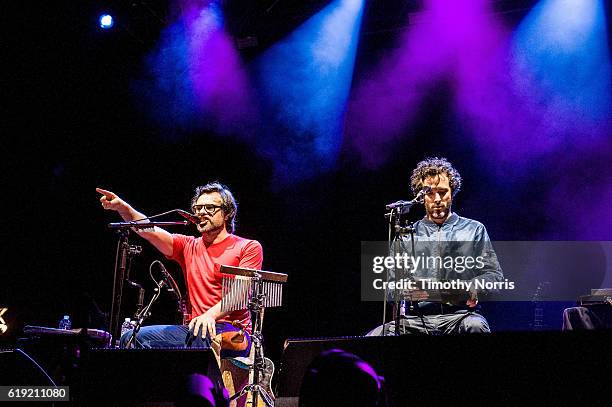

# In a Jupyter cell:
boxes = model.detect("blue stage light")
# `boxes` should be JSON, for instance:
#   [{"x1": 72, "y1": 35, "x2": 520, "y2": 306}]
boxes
[
  {"x1": 99, "y1": 14, "x2": 114, "y2": 29},
  {"x1": 254, "y1": 0, "x2": 365, "y2": 183},
  {"x1": 512, "y1": 0, "x2": 610, "y2": 122}
]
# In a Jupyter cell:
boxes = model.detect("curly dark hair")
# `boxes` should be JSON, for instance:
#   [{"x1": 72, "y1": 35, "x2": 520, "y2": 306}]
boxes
[
  {"x1": 410, "y1": 157, "x2": 462, "y2": 197},
  {"x1": 190, "y1": 182, "x2": 238, "y2": 233}
]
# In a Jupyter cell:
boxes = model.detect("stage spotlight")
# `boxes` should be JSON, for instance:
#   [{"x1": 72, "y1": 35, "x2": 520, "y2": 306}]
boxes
[
  {"x1": 512, "y1": 0, "x2": 610, "y2": 121},
  {"x1": 99, "y1": 14, "x2": 114, "y2": 29},
  {"x1": 254, "y1": 0, "x2": 365, "y2": 182}
]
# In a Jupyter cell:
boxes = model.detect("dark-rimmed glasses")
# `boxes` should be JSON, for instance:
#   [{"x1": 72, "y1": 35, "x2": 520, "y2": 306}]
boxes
[{"x1": 192, "y1": 204, "x2": 223, "y2": 214}]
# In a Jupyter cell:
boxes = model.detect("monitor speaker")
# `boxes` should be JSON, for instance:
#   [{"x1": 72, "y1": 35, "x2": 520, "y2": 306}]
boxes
[{"x1": 79, "y1": 348, "x2": 224, "y2": 405}]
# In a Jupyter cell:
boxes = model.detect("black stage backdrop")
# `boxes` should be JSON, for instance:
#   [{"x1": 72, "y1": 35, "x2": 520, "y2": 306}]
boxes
[{"x1": 4, "y1": 1, "x2": 611, "y2": 364}]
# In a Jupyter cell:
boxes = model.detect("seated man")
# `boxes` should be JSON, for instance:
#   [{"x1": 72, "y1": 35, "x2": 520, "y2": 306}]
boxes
[
  {"x1": 97, "y1": 182, "x2": 263, "y2": 357},
  {"x1": 368, "y1": 157, "x2": 504, "y2": 335}
]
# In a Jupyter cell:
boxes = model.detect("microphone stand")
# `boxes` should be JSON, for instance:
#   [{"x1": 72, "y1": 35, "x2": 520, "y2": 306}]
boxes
[
  {"x1": 107, "y1": 220, "x2": 188, "y2": 346},
  {"x1": 383, "y1": 198, "x2": 420, "y2": 336},
  {"x1": 158, "y1": 265, "x2": 185, "y2": 323},
  {"x1": 125, "y1": 281, "x2": 165, "y2": 349},
  {"x1": 124, "y1": 262, "x2": 184, "y2": 349},
  {"x1": 129, "y1": 282, "x2": 145, "y2": 320},
  {"x1": 109, "y1": 229, "x2": 142, "y2": 347},
  {"x1": 108, "y1": 221, "x2": 189, "y2": 229}
]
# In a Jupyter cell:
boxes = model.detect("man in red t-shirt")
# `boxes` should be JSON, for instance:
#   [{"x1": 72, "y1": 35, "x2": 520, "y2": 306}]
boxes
[{"x1": 97, "y1": 182, "x2": 262, "y2": 355}]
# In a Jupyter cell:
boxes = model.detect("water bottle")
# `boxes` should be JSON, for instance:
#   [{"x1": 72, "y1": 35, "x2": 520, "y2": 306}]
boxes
[
  {"x1": 120, "y1": 318, "x2": 133, "y2": 337},
  {"x1": 58, "y1": 315, "x2": 72, "y2": 330}
]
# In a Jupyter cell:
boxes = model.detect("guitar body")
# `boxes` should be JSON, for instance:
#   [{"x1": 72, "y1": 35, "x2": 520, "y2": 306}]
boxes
[
  {"x1": 245, "y1": 357, "x2": 275, "y2": 407},
  {"x1": 223, "y1": 302, "x2": 279, "y2": 406},
  {"x1": 224, "y1": 356, "x2": 275, "y2": 407}
]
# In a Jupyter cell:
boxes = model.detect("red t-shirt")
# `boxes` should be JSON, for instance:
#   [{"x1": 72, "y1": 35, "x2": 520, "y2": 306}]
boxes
[{"x1": 167, "y1": 233, "x2": 263, "y2": 333}]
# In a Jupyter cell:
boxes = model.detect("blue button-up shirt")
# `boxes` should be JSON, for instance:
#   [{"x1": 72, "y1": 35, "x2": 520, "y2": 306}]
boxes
[{"x1": 392, "y1": 212, "x2": 504, "y2": 305}]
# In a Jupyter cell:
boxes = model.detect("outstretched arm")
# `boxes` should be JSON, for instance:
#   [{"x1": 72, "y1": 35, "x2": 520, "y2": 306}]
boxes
[{"x1": 96, "y1": 187, "x2": 174, "y2": 257}]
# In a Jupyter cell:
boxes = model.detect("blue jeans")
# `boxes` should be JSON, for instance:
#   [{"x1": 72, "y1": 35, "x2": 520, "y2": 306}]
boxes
[{"x1": 120, "y1": 323, "x2": 251, "y2": 358}]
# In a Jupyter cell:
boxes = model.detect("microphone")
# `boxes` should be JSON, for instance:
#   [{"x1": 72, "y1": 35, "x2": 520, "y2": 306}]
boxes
[
  {"x1": 385, "y1": 200, "x2": 414, "y2": 210},
  {"x1": 158, "y1": 263, "x2": 182, "y2": 302},
  {"x1": 385, "y1": 186, "x2": 432, "y2": 211},
  {"x1": 176, "y1": 209, "x2": 201, "y2": 225},
  {"x1": 414, "y1": 185, "x2": 433, "y2": 201}
]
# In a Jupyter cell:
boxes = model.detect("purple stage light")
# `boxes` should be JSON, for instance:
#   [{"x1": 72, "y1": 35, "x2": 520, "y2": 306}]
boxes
[
  {"x1": 454, "y1": 0, "x2": 611, "y2": 173},
  {"x1": 346, "y1": 0, "x2": 610, "y2": 177},
  {"x1": 182, "y1": 1, "x2": 256, "y2": 134},
  {"x1": 131, "y1": 0, "x2": 256, "y2": 136},
  {"x1": 347, "y1": 0, "x2": 500, "y2": 167}
]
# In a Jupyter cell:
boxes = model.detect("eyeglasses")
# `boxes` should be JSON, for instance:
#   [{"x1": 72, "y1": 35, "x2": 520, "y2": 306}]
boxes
[{"x1": 192, "y1": 204, "x2": 223, "y2": 214}]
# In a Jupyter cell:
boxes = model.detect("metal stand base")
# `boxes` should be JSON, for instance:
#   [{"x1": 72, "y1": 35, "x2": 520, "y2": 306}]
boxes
[{"x1": 230, "y1": 383, "x2": 274, "y2": 407}]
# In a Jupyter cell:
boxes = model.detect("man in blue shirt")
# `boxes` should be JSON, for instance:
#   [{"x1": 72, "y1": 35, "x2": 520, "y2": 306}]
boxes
[{"x1": 369, "y1": 157, "x2": 504, "y2": 335}]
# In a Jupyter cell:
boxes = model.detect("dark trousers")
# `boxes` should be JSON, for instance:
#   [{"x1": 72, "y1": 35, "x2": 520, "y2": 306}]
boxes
[{"x1": 367, "y1": 310, "x2": 490, "y2": 335}]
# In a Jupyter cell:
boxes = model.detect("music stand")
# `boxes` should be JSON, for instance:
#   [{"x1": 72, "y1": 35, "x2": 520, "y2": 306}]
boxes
[{"x1": 220, "y1": 265, "x2": 287, "y2": 407}]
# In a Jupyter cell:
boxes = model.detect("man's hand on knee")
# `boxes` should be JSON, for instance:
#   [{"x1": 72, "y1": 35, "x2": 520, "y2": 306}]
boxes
[{"x1": 189, "y1": 312, "x2": 217, "y2": 339}]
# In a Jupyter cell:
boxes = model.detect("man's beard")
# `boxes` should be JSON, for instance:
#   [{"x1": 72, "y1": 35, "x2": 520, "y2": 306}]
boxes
[
  {"x1": 428, "y1": 205, "x2": 449, "y2": 220},
  {"x1": 197, "y1": 221, "x2": 223, "y2": 235}
]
